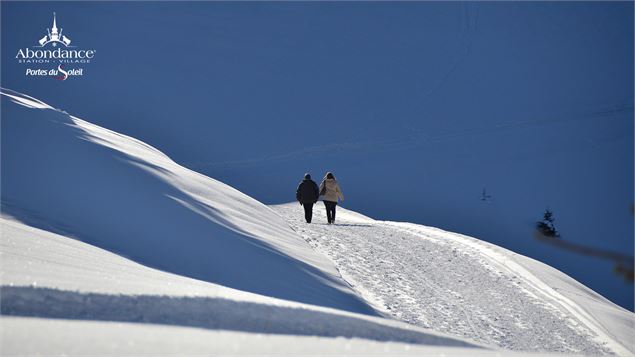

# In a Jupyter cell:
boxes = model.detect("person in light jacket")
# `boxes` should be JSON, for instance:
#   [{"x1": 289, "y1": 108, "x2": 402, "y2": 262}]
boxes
[{"x1": 319, "y1": 172, "x2": 344, "y2": 224}]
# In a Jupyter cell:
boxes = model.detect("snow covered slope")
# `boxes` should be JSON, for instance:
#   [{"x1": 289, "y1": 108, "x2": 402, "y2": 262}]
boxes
[
  {"x1": 1, "y1": 216, "x2": 491, "y2": 355},
  {"x1": 273, "y1": 203, "x2": 635, "y2": 356},
  {"x1": 1, "y1": 88, "x2": 632, "y2": 356},
  {"x1": 0, "y1": 88, "x2": 372, "y2": 314}
]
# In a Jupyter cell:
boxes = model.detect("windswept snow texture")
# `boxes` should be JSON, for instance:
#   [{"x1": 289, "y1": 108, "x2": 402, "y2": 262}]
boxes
[
  {"x1": 273, "y1": 203, "x2": 635, "y2": 356},
  {"x1": 0, "y1": 88, "x2": 373, "y2": 315}
]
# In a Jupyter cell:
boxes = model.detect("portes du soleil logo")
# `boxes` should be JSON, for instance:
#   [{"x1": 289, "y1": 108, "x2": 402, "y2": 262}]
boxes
[{"x1": 15, "y1": 12, "x2": 96, "y2": 80}]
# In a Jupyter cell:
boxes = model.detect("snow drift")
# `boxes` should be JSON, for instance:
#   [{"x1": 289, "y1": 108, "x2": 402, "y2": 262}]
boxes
[{"x1": 0, "y1": 88, "x2": 373, "y2": 314}]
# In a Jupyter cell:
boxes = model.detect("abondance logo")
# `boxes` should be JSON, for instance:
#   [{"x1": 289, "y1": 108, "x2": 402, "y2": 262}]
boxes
[{"x1": 15, "y1": 12, "x2": 96, "y2": 80}]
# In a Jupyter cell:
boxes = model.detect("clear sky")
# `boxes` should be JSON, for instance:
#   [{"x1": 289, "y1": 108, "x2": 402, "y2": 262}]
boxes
[{"x1": 2, "y1": 2, "x2": 633, "y2": 310}]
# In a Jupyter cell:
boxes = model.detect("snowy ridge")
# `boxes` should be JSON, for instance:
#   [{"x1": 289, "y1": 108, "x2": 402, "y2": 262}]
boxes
[
  {"x1": 0, "y1": 87, "x2": 373, "y2": 314},
  {"x1": 273, "y1": 203, "x2": 635, "y2": 355}
]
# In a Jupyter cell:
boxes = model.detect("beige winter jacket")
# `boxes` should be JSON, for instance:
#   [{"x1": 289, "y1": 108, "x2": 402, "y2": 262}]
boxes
[{"x1": 319, "y1": 178, "x2": 344, "y2": 203}]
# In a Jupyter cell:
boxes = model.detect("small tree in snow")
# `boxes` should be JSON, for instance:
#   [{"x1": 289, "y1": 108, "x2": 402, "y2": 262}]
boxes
[
  {"x1": 533, "y1": 205, "x2": 634, "y2": 282},
  {"x1": 536, "y1": 208, "x2": 559, "y2": 238}
]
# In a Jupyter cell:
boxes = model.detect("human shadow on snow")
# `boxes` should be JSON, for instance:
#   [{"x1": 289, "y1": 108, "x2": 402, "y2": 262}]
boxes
[{"x1": 309, "y1": 223, "x2": 373, "y2": 227}]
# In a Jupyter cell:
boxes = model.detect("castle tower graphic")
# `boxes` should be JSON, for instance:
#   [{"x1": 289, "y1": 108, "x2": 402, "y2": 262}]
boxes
[{"x1": 38, "y1": 12, "x2": 72, "y2": 47}]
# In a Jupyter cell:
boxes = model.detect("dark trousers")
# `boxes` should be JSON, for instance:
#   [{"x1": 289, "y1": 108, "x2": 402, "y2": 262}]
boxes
[
  {"x1": 324, "y1": 200, "x2": 337, "y2": 223},
  {"x1": 302, "y1": 202, "x2": 314, "y2": 223}
]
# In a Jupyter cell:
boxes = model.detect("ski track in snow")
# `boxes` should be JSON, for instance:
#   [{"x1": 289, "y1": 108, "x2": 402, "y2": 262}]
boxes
[{"x1": 273, "y1": 203, "x2": 627, "y2": 356}]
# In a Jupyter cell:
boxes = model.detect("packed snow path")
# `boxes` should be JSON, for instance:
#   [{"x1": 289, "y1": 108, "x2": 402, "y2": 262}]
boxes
[{"x1": 273, "y1": 203, "x2": 634, "y2": 356}]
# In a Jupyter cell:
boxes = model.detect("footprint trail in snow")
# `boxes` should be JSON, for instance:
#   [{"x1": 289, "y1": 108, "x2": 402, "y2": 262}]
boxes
[{"x1": 272, "y1": 203, "x2": 633, "y2": 356}]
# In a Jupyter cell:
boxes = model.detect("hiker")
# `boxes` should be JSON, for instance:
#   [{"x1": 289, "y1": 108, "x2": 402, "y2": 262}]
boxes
[
  {"x1": 296, "y1": 173, "x2": 320, "y2": 223},
  {"x1": 319, "y1": 172, "x2": 344, "y2": 224}
]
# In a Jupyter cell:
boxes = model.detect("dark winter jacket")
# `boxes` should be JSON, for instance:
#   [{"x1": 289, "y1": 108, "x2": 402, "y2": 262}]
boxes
[{"x1": 296, "y1": 179, "x2": 320, "y2": 204}]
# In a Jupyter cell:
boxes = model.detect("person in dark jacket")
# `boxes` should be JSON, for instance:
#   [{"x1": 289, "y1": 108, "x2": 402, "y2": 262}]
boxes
[{"x1": 296, "y1": 173, "x2": 320, "y2": 223}]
